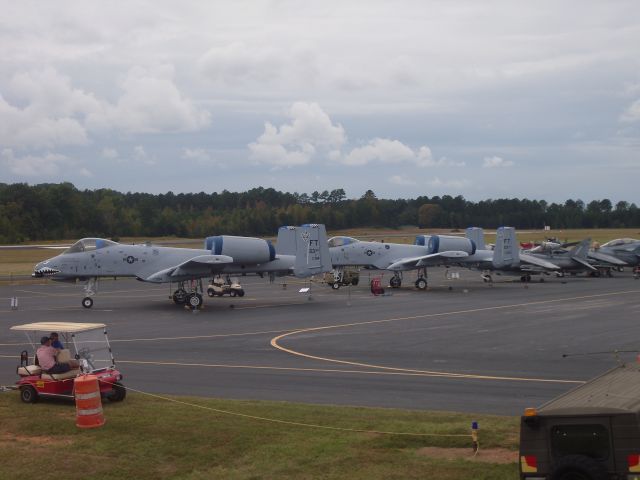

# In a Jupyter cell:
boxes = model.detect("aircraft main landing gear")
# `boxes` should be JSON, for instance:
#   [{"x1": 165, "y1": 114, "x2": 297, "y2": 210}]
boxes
[{"x1": 415, "y1": 268, "x2": 428, "y2": 290}]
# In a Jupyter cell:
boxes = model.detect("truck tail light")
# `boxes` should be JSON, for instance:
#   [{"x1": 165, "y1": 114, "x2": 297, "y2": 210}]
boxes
[
  {"x1": 521, "y1": 455, "x2": 538, "y2": 473},
  {"x1": 629, "y1": 454, "x2": 640, "y2": 473}
]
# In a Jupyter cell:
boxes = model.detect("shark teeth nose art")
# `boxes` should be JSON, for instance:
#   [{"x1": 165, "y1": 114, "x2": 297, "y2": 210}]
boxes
[{"x1": 32, "y1": 267, "x2": 60, "y2": 277}]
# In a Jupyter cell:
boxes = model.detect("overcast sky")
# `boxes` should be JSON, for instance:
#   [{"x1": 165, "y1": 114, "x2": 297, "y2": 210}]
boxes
[{"x1": 1, "y1": 1, "x2": 639, "y2": 202}]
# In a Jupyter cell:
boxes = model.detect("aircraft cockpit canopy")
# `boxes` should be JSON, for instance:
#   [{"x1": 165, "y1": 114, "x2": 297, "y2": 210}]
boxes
[
  {"x1": 601, "y1": 238, "x2": 639, "y2": 248},
  {"x1": 64, "y1": 238, "x2": 117, "y2": 255},
  {"x1": 328, "y1": 236, "x2": 359, "y2": 248}
]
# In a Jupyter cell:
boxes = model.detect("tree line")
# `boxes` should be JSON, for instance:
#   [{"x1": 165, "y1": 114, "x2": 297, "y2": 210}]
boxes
[{"x1": 0, "y1": 182, "x2": 638, "y2": 243}]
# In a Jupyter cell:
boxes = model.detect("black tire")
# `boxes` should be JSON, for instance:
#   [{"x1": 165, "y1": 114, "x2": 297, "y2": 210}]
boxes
[
  {"x1": 351, "y1": 278, "x2": 359, "y2": 286},
  {"x1": 82, "y1": 297, "x2": 93, "y2": 309},
  {"x1": 173, "y1": 289, "x2": 187, "y2": 304},
  {"x1": 415, "y1": 278, "x2": 427, "y2": 290},
  {"x1": 20, "y1": 385, "x2": 38, "y2": 403},
  {"x1": 230, "y1": 290, "x2": 237, "y2": 297},
  {"x1": 109, "y1": 382, "x2": 126, "y2": 402},
  {"x1": 207, "y1": 288, "x2": 215, "y2": 298},
  {"x1": 390, "y1": 277, "x2": 401, "y2": 288},
  {"x1": 551, "y1": 455, "x2": 608, "y2": 480},
  {"x1": 331, "y1": 283, "x2": 340, "y2": 290},
  {"x1": 237, "y1": 290, "x2": 245, "y2": 297},
  {"x1": 187, "y1": 293, "x2": 202, "y2": 309}
]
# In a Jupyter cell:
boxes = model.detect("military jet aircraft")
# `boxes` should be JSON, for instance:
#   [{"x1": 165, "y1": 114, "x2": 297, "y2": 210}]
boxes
[
  {"x1": 525, "y1": 238, "x2": 627, "y2": 273},
  {"x1": 32, "y1": 224, "x2": 330, "y2": 309},
  {"x1": 325, "y1": 226, "x2": 560, "y2": 289},
  {"x1": 593, "y1": 238, "x2": 640, "y2": 267},
  {"x1": 521, "y1": 237, "x2": 598, "y2": 276}
]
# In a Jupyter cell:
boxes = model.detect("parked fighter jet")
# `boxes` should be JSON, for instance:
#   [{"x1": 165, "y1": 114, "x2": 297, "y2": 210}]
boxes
[
  {"x1": 324, "y1": 226, "x2": 559, "y2": 289},
  {"x1": 32, "y1": 224, "x2": 330, "y2": 309},
  {"x1": 524, "y1": 238, "x2": 627, "y2": 272},
  {"x1": 521, "y1": 238, "x2": 598, "y2": 276},
  {"x1": 593, "y1": 238, "x2": 640, "y2": 267},
  {"x1": 444, "y1": 226, "x2": 562, "y2": 282}
]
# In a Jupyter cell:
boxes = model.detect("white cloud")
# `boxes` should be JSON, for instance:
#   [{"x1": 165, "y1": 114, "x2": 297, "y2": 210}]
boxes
[
  {"x1": 620, "y1": 99, "x2": 640, "y2": 122},
  {"x1": 483, "y1": 155, "x2": 514, "y2": 168},
  {"x1": 101, "y1": 147, "x2": 119, "y2": 159},
  {"x1": 249, "y1": 102, "x2": 346, "y2": 166},
  {"x1": 389, "y1": 174, "x2": 416, "y2": 186},
  {"x1": 182, "y1": 148, "x2": 219, "y2": 166},
  {"x1": 198, "y1": 42, "x2": 284, "y2": 85},
  {"x1": 249, "y1": 103, "x2": 458, "y2": 168},
  {"x1": 428, "y1": 177, "x2": 470, "y2": 189},
  {"x1": 1, "y1": 148, "x2": 91, "y2": 177},
  {"x1": 132, "y1": 145, "x2": 155, "y2": 165},
  {"x1": 0, "y1": 67, "x2": 210, "y2": 150}
]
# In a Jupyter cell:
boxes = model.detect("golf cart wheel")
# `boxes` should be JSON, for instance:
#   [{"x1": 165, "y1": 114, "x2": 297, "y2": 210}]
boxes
[
  {"x1": 110, "y1": 382, "x2": 126, "y2": 402},
  {"x1": 331, "y1": 282, "x2": 340, "y2": 290},
  {"x1": 237, "y1": 290, "x2": 245, "y2": 297},
  {"x1": 82, "y1": 297, "x2": 94, "y2": 309},
  {"x1": 551, "y1": 454, "x2": 607, "y2": 480},
  {"x1": 351, "y1": 278, "x2": 359, "y2": 286},
  {"x1": 207, "y1": 288, "x2": 215, "y2": 297},
  {"x1": 230, "y1": 290, "x2": 237, "y2": 297},
  {"x1": 20, "y1": 385, "x2": 38, "y2": 403}
]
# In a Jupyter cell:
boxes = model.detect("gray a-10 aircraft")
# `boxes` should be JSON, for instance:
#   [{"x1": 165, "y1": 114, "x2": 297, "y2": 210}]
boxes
[
  {"x1": 32, "y1": 224, "x2": 330, "y2": 309},
  {"x1": 326, "y1": 226, "x2": 559, "y2": 289}
]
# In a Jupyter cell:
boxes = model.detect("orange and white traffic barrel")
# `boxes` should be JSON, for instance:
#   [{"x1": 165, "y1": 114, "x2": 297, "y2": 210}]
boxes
[{"x1": 74, "y1": 374, "x2": 105, "y2": 429}]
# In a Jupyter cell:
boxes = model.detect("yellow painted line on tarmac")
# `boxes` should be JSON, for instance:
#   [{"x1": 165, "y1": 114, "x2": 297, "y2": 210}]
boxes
[{"x1": 270, "y1": 289, "x2": 640, "y2": 384}]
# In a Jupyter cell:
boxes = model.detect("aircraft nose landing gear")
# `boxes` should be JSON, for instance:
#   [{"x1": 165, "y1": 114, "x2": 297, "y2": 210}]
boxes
[{"x1": 82, "y1": 277, "x2": 98, "y2": 308}]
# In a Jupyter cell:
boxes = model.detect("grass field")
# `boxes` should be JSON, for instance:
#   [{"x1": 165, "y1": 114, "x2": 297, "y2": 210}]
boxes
[{"x1": 0, "y1": 390, "x2": 519, "y2": 479}]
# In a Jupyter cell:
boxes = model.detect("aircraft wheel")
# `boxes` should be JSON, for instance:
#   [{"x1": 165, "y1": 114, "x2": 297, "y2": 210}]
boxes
[
  {"x1": 415, "y1": 278, "x2": 427, "y2": 290},
  {"x1": 526, "y1": 274, "x2": 532, "y2": 282},
  {"x1": 82, "y1": 297, "x2": 94, "y2": 309},
  {"x1": 390, "y1": 277, "x2": 401, "y2": 288},
  {"x1": 173, "y1": 289, "x2": 187, "y2": 304},
  {"x1": 351, "y1": 278, "x2": 359, "y2": 286},
  {"x1": 207, "y1": 288, "x2": 215, "y2": 297},
  {"x1": 331, "y1": 283, "x2": 340, "y2": 290},
  {"x1": 187, "y1": 293, "x2": 203, "y2": 309},
  {"x1": 520, "y1": 276, "x2": 526, "y2": 282},
  {"x1": 20, "y1": 385, "x2": 38, "y2": 403}
]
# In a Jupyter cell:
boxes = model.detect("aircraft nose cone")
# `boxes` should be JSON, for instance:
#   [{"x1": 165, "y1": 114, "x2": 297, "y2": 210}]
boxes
[{"x1": 32, "y1": 263, "x2": 60, "y2": 277}]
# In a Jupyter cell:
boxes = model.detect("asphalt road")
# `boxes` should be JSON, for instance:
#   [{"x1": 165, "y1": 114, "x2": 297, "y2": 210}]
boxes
[{"x1": 1, "y1": 269, "x2": 639, "y2": 415}]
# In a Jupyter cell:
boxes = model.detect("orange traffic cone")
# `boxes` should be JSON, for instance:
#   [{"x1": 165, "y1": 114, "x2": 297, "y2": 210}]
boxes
[{"x1": 74, "y1": 374, "x2": 105, "y2": 429}]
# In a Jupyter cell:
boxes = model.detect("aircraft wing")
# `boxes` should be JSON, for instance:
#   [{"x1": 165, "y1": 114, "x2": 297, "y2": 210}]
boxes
[
  {"x1": 387, "y1": 251, "x2": 468, "y2": 270},
  {"x1": 519, "y1": 253, "x2": 560, "y2": 271},
  {"x1": 143, "y1": 255, "x2": 234, "y2": 282},
  {"x1": 588, "y1": 251, "x2": 627, "y2": 266},
  {"x1": 570, "y1": 255, "x2": 598, "y2": 271}
]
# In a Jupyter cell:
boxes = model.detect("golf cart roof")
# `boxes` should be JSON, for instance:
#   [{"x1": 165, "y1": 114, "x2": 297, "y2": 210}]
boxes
[{"x1": 10, "y1": 322, "x2": 106, "y2": 333}]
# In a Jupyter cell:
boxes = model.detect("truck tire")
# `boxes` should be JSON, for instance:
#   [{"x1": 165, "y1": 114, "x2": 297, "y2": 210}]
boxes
[{"x1": 551, "y1": 455, "x2": 608, "y2": 480}]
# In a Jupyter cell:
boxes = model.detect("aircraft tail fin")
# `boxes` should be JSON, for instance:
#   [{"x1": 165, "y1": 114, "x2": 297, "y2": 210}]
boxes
[
  {"x1": 493, "y1": 226, "x2": 519, "y2": 269},
  {"x1": 465, "y1": 227, "x2": 486, "y2": 250},
  {"x1": 276, "y1": 226, "x2": 298, "y2": 255},
  {"x1": 570, "y1": 238, "x2": 591, "y2": 260},
  {"x1": 292, "y1": 224, "x2": 332, "y2": 278}
]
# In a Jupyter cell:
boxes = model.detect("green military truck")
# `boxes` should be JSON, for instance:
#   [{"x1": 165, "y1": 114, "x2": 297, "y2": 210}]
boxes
[{"x1": 519, "y1": 362, "x2": 640, "y2": 480}]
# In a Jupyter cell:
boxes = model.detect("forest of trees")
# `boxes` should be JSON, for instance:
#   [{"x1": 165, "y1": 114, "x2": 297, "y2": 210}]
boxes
[{"x1": 0, "y1": 182, "x2": 638, "y2": 243}]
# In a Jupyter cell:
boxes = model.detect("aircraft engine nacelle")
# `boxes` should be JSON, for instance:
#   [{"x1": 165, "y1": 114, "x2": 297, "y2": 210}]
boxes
[
  {"x1": 414, "y1": 235, "x2": 432, "y2": 246},
  {"x1": 204, "y1": 236, "x2": 276, "y2": 264},
  {"x1": 426, "y1": 235, "x2": 476, "y2": 255}
]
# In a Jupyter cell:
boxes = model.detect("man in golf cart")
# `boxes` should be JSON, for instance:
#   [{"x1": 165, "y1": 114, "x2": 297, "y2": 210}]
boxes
[{"x1": 36, "y1": 335, "x2": 79, "y2": 374}]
